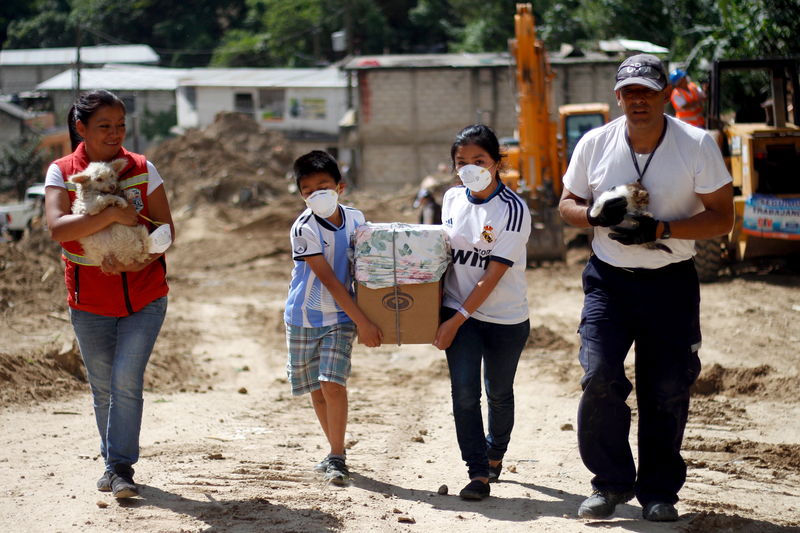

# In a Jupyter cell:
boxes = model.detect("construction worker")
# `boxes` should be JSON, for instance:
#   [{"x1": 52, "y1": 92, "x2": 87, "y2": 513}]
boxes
[{"x1": 669, "y1": 68, "x2": 706, "y2": 128}]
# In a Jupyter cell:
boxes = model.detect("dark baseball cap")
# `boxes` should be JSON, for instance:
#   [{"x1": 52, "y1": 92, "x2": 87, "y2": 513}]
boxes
[{"x1": 614, "y1": 54, "x2": 668, "y2": 91}]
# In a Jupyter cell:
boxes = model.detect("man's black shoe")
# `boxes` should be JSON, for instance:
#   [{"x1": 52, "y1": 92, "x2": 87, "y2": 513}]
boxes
[
  {"x1": 642, "y1": 502, "x2": 679, "y2": 522},
  {"x1": 578, "y1": 490, "x2": 634, "y2": 519},
  {"x1": 459, "y1": 479, "x2": 490, "y2": 500}
]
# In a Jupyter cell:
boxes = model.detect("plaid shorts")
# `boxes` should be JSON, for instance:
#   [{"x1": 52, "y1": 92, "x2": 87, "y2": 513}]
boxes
[{"x1": 285, "y1": 322, "x2": 356, "y2": 396}]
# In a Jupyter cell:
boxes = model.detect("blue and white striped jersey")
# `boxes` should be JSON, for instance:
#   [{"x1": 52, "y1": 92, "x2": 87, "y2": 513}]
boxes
[{"x1": 284, "y1": 205, "x2": 365, "y2": 327}]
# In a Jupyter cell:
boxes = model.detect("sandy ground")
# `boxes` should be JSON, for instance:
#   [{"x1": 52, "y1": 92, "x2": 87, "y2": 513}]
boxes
[
  {"x1": 1, "y1": 115, "x2": 799, "y2": 532},
  {"x1": 2, "y1": 201, "x2": 799, "y2": 533}
]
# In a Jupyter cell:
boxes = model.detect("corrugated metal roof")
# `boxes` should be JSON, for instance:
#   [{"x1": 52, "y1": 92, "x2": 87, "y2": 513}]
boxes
[
  {"x1": 0, "y1": 45, "x2": 159, "y2": 66},
  {"x1": 178, "y1": 67, "x2": 347, "y2": 88},
  {"x1": 598, "y1": 39, "x2": 669, "y2": 55},
  {"x1": 35, "y1": 65, "x2": 347, "y2": 91},
  {"x1": 35, "y1": 65, "x2": 189, "y2": 91},
  {"x1": 342, "y1": 53, "x2": 512, "y2": 70}
]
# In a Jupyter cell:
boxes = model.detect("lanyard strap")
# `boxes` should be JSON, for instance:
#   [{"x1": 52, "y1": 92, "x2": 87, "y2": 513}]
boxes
[{"x1": 625, "y1": 117, "x2": 668, "y2": 183}]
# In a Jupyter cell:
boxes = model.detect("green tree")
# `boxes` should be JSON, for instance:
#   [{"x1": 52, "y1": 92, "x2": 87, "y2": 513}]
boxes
[
  {"x1": 4, "y1": 0, "x2": 73, "y2": 49},
  {"x1": 447, "y1": 0, "x2": 516, "y2": 53},
  {"x1": 0, "y1": 136, "x2": 44, "y2": 199}
]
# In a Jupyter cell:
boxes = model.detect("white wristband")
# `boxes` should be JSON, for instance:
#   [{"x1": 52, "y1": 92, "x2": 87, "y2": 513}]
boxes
[{"x1": 457, "y1": 306, "x2": 470, "y2": 319}]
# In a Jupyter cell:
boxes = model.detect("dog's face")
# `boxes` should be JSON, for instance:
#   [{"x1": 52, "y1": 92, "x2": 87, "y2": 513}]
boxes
[{"x1": 68, "y1": 158, "x2": 127, "y2": 194}]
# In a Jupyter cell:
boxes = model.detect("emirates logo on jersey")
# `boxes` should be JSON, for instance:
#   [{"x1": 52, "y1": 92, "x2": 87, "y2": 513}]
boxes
[{"x1": 481, "y1": 225, "x2": 495, "y2": 243}]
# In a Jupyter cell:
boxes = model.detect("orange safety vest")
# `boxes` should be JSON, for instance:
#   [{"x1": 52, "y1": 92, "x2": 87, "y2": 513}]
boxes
[
  {"x1": 671, "y1": 82, "x2": 705, "y2": 128},
  {"x1": 55, "y1": 143, "x2": 168, "y2": 317}
]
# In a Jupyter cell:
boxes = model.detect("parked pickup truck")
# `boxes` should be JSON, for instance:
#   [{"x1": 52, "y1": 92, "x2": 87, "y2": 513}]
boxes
[{"x1": 0, "y1": 183, "x2": 45, "y2": 241}]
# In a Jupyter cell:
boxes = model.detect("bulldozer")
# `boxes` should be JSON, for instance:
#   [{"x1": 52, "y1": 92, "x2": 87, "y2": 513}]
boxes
[
  {"x1": 695, "y1": 58, "x2": 800, "y2": 281},
  {"x1": 504, "y1": 3, "x2": 609, "y2": 264}
]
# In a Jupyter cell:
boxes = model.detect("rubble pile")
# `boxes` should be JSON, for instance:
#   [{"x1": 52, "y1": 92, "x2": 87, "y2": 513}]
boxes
[{"x1": 146, "y1": 112, "x2": 295, "y2": 211}]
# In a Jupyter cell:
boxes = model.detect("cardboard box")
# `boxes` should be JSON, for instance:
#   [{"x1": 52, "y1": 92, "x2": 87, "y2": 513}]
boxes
[{"x1": 356, "y1": 281, "x2": 441, "y2": 345}]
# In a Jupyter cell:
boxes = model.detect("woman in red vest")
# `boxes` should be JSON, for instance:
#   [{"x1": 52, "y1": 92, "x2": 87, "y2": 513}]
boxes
[{"x1": 44, "y1": 90, "x2": 175, "y2": 499}]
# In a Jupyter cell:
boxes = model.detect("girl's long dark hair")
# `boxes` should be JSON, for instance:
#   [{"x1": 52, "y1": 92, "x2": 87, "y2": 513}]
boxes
[
  {"x1": 67, "y1": 90, "x2": 126, "y2": 150},
  {"x1": 450, "y1": 124, "x2": 503, "y2": 169}
]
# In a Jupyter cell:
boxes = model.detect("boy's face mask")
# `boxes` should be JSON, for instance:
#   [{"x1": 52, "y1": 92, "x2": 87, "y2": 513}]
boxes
[
  {"x1": 457, "y1": 164, "x2": 495, "y2": 193},
  {"x1": 305, "y1": 189, "x2": 339, "y2": 218}
]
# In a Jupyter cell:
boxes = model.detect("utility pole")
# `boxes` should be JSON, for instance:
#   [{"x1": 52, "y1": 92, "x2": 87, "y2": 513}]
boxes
[{"x1": 73, "y1": 23, "x2": 82, "y2": 103}]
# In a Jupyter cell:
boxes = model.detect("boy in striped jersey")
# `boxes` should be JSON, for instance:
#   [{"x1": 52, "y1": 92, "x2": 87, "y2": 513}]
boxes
[{"x1": 284, "y1": 151, "x2": 382, "y2": 485}]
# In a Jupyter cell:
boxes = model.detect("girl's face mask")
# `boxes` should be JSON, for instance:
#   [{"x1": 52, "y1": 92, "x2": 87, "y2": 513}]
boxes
[
  {"x1": 305, "y1": 188, "x2": 339, "y2": 218},
  {"x1": 457, "y1": 163, "x2": 496, "y2": 193}
]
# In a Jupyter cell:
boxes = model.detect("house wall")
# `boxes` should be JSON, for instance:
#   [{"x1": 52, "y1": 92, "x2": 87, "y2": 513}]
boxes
[
  {"x1": 0, "y1": 112, "x2": 26, "y2": 148},
  {"x1": 551, "y1": 61, "x2": 620, "y2": 116},
  {"x1": 178, "y1": 85, "x2": 347, "y2": 136},
  {"x1": 48, "y1": 89, "x2": 176, "y2": 153},
  {"x1": 349, "y1": 60, "x2": 620, "y2": 190},
  {"x1": 352, "y1": 66, "x2": 517, "y2": 190},
  {"x1": 1, "y1": 65, "x2": 72, "y2": 95}
]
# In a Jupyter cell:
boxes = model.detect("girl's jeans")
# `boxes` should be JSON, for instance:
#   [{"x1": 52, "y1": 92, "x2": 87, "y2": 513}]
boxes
[
  {"x1": 443, "y1": 307, "x2": 530, "y2": 480},
  {"x1": 70, "y1": 296, "x2": 167, "y2": 472}
]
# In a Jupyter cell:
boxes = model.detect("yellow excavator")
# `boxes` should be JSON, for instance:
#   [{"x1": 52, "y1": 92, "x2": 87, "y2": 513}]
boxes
[{"x1": 504, "y1": 3, "x2": 609, "y2": 263}]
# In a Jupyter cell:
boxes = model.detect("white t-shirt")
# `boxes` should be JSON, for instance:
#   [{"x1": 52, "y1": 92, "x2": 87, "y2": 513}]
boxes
[
  {"x1": 284, "y1": 205, "x2": 365, "y2": 328},
  {"x1": 441, "y1": 183, "x2": 531, "y2": 324},
  {"x1": 563, "y1": 114, "x2": 732, "y2": 269},
  {"x1": 45, "y1": 161, "x2": 164, "y2": 195}
]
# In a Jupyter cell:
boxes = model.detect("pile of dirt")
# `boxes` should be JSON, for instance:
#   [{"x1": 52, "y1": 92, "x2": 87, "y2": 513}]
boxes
[
  {"x1": 0, "y1": 223, "x2": 64, "y2": 330},
  {"x1": 684, "y1": 436, "x2": 800, "y2": 472},
  {"x1": 692, "y1": 362, "x2": 799, "y2": 401},
  {"x1": 683, "y1": 511, "x2": 799, "y2": 532},
  {"x1": 146, "y1": 112, "x2": 295, "y2": 212}
]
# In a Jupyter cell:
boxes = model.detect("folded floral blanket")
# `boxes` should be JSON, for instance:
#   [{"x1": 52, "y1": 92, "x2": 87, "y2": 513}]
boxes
[{"x1": 354, "y1": 223, "x2": 450, "y2": 289}]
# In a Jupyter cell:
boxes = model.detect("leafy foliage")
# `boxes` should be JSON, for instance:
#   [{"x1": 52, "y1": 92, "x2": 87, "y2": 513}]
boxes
[{"x1": 0, "y1": 136, "x2": 44, "y2": 198}]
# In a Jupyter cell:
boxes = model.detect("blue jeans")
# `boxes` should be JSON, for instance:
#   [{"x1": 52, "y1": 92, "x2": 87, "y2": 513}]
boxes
[
  {"x1": 70, "y1": 297, "x2": 167, "y2": 472},
  {"x1": 443, "y1": 307, "x2": 530, "y2": 479}
]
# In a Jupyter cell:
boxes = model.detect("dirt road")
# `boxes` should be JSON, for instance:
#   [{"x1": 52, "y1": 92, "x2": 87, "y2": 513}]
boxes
[{"x1": 2, "y1": 198, "x2": 799, "y2": 533}]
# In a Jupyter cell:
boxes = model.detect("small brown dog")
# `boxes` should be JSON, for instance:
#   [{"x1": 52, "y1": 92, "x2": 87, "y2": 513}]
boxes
[{"x1": 68, "y1": 159, "x2": 150, "y2": 271}]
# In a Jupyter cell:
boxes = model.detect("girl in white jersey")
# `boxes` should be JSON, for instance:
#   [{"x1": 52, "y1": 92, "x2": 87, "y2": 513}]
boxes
[{"x1": 434, "y1": 125, "x2": 531, "y2": 501}]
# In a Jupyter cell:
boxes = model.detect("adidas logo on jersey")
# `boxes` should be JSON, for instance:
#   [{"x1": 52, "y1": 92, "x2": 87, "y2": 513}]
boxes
[{"x1": 444, "y1": 218, "x2": 454, "y2": 226}]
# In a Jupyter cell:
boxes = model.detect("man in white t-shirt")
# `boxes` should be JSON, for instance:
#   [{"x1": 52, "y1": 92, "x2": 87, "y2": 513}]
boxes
[{"x1": 558, "y1": 54, "x2": 734, "y2": 522}]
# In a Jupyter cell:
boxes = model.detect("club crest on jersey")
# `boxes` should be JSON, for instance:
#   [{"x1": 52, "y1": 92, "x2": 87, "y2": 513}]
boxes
[{"x1": 481, "y1": 225, "x2": 495, "y2": 243}]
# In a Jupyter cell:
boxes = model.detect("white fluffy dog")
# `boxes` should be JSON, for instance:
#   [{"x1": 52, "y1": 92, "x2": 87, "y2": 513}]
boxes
[{"x1": 68, "y1": 159, "x2": 150, "y2": 271}]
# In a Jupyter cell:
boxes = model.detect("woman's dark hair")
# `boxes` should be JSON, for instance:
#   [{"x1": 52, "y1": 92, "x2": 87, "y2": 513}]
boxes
[
  {"x1": 67, "y1": 90, "x2": 126, "y2": 150},
  {"x1": 293, "y1": 150, "x2": 342, "y2": 188},
  {"x1": 450, "y1": 124, "x2": 503, "y2": 169}
]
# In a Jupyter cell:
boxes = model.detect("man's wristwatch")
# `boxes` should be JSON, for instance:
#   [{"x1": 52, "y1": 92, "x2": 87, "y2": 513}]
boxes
[{"x1": 660, "y1": 220, "x2": 671, "y2": 239}]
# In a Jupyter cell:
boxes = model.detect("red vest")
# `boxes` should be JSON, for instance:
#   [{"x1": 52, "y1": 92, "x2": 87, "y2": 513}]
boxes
[{"x1": 55, "y1": 143, "x2": 168, "y2": 316}]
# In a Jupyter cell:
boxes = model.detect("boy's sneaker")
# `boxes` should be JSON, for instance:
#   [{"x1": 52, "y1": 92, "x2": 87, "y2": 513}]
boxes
[
  {"x1": 313, "y1": 457, "x2": 330, "y2": 473},
  {"x1": 96, "y1": 470, "x2": 113, "y2": 492},
  {"x1": 314, "y1": 453, "x2": 346, "y2": 473},
  {"x1": 323, "y1": 457, "x2": 350, "y2": 486},
  {"x1": 110, "y1": 465, "x2": 138, "y2": 499}
]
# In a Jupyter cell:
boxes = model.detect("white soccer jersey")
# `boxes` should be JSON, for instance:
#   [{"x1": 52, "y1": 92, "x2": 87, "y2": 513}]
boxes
[
  {"x1": 284, "y1": 205, "x2": 365, "y2": 328},
  {"x1": 563, "y1": 114, "x2": 732, "y2": 269},
  {"x1": 441, "y1": 183, "x2": 531, "y2": 324}
]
